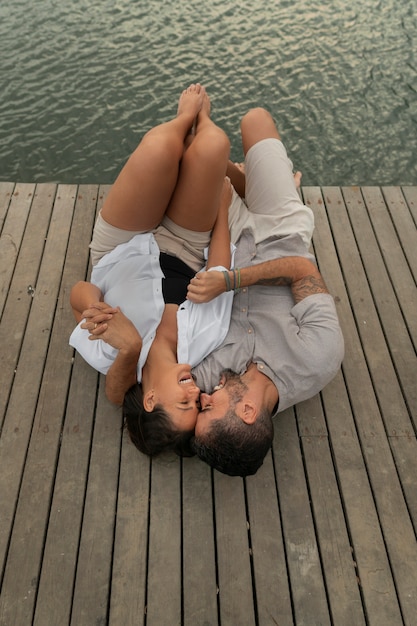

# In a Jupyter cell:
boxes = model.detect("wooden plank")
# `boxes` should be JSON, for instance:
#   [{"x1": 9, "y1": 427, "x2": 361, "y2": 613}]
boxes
[
  {"x1": 303, "y1": 187, "x2": 404, "y2": 624},
  {"x1": 213, "y1": 472, "x2": 256, "y2": 624},
  {"x1": 70, "y1": 377, "x2": 122, "y2": 626},
  {"x1": 108, "y1": 436, "x2": 150, "y2": 626},
  {"x1": 388, "y1": 436, "x2": 417, "y2": 533},
  {"x1": 33, "y1": 354, "x2": 99, "y2": 626},
  {"x1": 273, "y1": 408, "x2": 330, "y2": 625},
  {"x1": 182, "y1": 456, "x2": 218, "y2": 626},
  {"x1": 339, "y1": 186, "x2": 414, "y2": 436},
  {"x1": 146, "y1": 454, "x2": 182, "y2": 625},
  {"x1": 401, "y1": 185, "x2": 417, "y2": 232},
  {"x1": 297, "y1": 398, "x2": 365, "y2": 626},
  {"x1": 0, "y1": 185, "x2": 76, "y2": 603},
  {"x1": 311, "y1": 186, "x2": 417, "y2": 624},
  {"x1": 33, "y1": 185, "x2": 103, "y2": 625},
  {"x1": 246, "y1": 450, "x2": 294, "y2": 626},
  {"x1": 0, "y1": 183, "x2": 35, "y2": 317},
  {"x1": 361, "y1": 186, "x2": 417, "y2": 351},
  {"x1": 0, "y1": 181, "x2": 15, "y2": 232},
  {"x1": 0, "y1": 186, "x2": 96, "y2": 625},
  {"x1": 0, "y1": 183, "x2": 56, "y2": 429},
  {"x1": 382, "y1": 186, "x2": 417, "y2": 282}
]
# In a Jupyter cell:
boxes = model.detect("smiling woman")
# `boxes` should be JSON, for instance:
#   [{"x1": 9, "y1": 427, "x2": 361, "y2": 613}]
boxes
[{"x1": 69, "y1": 84, "x2": 235, "y2": 458}]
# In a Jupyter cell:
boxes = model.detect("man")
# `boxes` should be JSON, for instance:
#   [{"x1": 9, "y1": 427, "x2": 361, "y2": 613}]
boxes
[{"x1": 186, "y1": 107, "x2": 344, "y2": 477}]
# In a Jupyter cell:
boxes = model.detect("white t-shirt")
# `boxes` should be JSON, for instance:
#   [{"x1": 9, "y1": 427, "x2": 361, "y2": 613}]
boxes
[{"x1": 69, "y1": 233, "x2": 234, "y2": 381}]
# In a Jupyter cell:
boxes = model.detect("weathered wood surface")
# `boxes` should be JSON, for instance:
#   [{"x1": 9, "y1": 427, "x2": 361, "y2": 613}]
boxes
[{"x1": 0, "y1": 182, "x2": 416, "y2": 625}]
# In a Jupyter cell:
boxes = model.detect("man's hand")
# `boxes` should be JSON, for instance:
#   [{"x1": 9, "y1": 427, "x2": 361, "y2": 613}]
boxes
[{"x1": 187, "y1": 270, "x2": 227, "y2": 303}]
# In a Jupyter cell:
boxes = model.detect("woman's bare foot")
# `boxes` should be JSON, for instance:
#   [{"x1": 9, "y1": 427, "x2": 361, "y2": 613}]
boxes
[
  {"x1": 184, "y1": 88, "x2": 212, "y2": 147},
  {"x1": 177, "y1": 83, "x2": 205, "y2": 128}
]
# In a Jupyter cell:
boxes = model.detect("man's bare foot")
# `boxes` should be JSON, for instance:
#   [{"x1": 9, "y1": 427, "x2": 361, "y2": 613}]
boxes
[{"x1": 177, "y1": 83, "x2": 205, "y2": 126}]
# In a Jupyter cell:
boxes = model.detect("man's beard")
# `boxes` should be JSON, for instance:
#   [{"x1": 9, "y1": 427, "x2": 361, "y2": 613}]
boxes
[{"x1": 220, "y1": 369, "x2": 248, "y2": 404}]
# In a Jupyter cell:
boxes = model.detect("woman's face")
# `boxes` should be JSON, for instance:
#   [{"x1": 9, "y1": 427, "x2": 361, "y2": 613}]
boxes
[{"x1": 150, "y1": 364, "x2": 201, "y2": 431}]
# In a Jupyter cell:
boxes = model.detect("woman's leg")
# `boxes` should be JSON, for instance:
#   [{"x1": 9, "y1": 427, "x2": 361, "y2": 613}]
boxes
[
  {"x1": 165, "y1": 91, "x2": 230, "y2": 232},
  {"x1": 100, "y1": 84, "x2": 205, "y2": 231}
]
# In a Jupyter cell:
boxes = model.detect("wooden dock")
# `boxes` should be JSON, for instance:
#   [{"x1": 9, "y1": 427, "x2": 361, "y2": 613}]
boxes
[{"x1": 0, "y1": 181, "x2": 416, "y2": 626}]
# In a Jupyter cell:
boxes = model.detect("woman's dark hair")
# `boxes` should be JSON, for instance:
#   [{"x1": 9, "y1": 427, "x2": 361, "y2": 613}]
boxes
[{"x1": 123, "y1": 383, "x2": 194, "y2": 457}]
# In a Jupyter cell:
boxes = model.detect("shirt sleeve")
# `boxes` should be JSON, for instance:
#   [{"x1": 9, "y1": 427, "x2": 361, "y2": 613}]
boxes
[
  {"x1": 176, "y1": 266, "x2": 234, "y2": 367},
  {"x1": 69, "y1": 322, "x2": 118, "y2": 375},
  {"x1": 276, "y1": 293, "x2": 344, "y2": 412}
]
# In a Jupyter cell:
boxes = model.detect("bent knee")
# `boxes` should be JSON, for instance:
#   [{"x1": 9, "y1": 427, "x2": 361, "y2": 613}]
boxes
[
  {"x1": 240, "y1": 108, "x2": 280, "y2": 151},
  {"x1": 193, "y1": 126, "x2": 230, "y2": 163},
  {"x1": 241, "y1": 107, "x2": 275, "y2": 129}
]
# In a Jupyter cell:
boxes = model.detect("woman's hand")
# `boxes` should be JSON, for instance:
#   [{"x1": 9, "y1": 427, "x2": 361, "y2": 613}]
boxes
[
  {"x1": 81, "y1": 302, "x2": 142, "y2": 353},
  {"x1": 187, "y1": 270, "x2": 227, "y2": 303}
]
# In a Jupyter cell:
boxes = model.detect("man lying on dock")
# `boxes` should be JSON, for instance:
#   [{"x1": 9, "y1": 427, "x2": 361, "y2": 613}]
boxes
[{"x1": 187, "y1": 106, "x2": 344, "y2": 476}]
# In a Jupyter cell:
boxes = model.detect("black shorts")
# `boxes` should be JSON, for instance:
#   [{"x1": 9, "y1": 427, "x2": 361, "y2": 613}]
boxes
[{"x1": 159, "y1": 252, "x2": 195, "y2": 305}]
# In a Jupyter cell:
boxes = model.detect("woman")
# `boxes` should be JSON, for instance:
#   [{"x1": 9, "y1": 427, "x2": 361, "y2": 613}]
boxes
[{"x1": 69, "y1": 84, "x2": 234, "y2": 456}]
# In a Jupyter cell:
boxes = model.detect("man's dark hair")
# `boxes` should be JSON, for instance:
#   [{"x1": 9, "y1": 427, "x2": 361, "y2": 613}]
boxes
[
  {"x1": 123, "y1": 383, "x2": 194, "y2": 457},
  {"x1": 191, "y1": 406, "x2": 273, "y2": 477}
]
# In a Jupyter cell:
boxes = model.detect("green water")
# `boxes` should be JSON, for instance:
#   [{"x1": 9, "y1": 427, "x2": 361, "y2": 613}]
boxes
[{"x1": 0, "y1": 0, "x2": 416, "y2": 185}]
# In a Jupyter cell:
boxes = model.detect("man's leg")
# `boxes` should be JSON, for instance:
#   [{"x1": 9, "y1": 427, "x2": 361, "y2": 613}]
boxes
[
  {"x1": 239, "y1": 107, "x2": 314, "y2": 246},
  {"x1": 165, "y1": 91, "x2": 230, "y2": 232},
  {"x1": 100, "y1": 84, "x2": 205, "y2": 232}
]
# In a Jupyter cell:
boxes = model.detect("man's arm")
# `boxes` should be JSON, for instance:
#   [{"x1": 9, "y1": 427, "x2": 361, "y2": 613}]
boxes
[
  {"x1": 187, "y1": 256, "x2": 329, "y2": 305},
  {"x1": 238, "y1": 256, "x2": 328, "y2": 304}
]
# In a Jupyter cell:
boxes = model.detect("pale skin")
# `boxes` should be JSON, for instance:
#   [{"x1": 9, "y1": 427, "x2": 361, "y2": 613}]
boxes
[{"x1": 70, "y1": 84, "x2": 232, "y2": 431}]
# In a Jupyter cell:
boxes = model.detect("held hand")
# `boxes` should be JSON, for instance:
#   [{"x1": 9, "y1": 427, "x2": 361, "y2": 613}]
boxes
[
  {"x1": 81, "y1": 301, "x2": 119, "y2": 328},
  {"x1": 83, "y1": 307, "x2": 142, "y2": 353},
  {"x1": 187, "y1": 270, "x2": 227, "y2": 303}
]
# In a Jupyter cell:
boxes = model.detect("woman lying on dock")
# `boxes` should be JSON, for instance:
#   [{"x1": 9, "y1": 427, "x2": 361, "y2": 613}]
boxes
[{"x1": 69, "y1": 84, "x2": 234, "y2": 456}]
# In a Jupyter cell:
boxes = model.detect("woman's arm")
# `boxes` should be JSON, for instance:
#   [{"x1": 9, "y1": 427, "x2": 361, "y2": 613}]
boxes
[
  {"x1": 206, "y1": 177, "x2": 232, "y2": 270},
  {"x1": 70, "y1": 281, "x2": 103, "y2": 323},
  {"x1": 82, "y1": 304, "x2": 143, "y2": 405}
]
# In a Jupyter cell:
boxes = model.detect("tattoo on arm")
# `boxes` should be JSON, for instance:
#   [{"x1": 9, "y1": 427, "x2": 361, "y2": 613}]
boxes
[{"x1": 257, "y1": 273, "x2": 329, "y2": 304}]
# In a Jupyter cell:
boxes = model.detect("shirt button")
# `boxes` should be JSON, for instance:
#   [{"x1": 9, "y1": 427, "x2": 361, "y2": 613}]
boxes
[
  {"x1": 242, "y1": 288, "x2": 247, "y2": 293},
  {"x1": 248, "y1": 329, "x2": 252, "y2": 334},
  {"x1": 259, "y1": 364, "x2": 264, "y2": 370},
  {"x1": 242, "y1": 308, "x2": 246, "y2": 312}
]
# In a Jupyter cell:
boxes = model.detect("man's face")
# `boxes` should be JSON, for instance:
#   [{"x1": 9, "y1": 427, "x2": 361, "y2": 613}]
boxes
[{"x1": 195, "y1": 370, "x2": 247, "y2": 437}]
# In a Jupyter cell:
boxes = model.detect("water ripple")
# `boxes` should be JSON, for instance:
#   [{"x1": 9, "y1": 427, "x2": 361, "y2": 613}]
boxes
[{"x1": 0, "y1": 0, "x2": 415, "y2": 184}]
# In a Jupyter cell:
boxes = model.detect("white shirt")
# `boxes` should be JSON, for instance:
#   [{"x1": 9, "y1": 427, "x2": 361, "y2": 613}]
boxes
[{"x1": 69, "y1": 233, "x2": 234, "y2": 381}]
